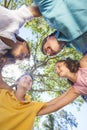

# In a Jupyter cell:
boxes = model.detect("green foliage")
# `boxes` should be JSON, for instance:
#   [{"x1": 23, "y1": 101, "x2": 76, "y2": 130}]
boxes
[
  {"x1": 0, "y1": 0, "x2": 33, "y2": 8},
  {"x1": 25, "y1": 17, "x2": 51, "y2": 35},
  {"x1": 36, "y1": 110, "x2": 78, "y2": 130}
]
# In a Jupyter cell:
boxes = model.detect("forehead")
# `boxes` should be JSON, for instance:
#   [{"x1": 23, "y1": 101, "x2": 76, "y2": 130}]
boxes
[
  {"x1": 56, "y1": 61, "x2": 65, "y2": 66},
  {"x1": 21, "y1": 75, "x2": 32, "y2": 80},
  {"x1": 17, "y1": 42, "x2": 30, "y2": 53},
  {"x1": 43, "y1": 41, "x2": 49, "y2": 49}
]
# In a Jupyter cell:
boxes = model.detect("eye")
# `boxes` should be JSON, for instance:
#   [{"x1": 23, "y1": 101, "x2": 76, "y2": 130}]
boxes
[
  {"x1": 43, "y1": 48, "x2": 47, "y2": 54},
  {"x1": 56, "y1": 64, "x2": 59, "y2": 68},
  {"x1": 15, "y1": 53, "x2": 29, "y2": 60},
  {"x1": 30, "y1": 80, "x2": 32, "y2": 83},
  {"x1": 24, "y1": 53, "x2": 30, "y2": 58}
]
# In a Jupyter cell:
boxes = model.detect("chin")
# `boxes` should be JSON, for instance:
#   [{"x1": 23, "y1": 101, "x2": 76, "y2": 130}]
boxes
[
  {"x1": 59, "y1": 73, "x2": 64, "y2": 77},
  {"x1": 6, "y1": 58, "x2": 16, "y2": 65},
  {"x1": 60, "y1": 74, "x2": 64, "y2": 77},
  {"x1": 28, "y1": 87, "x2": 32, "y2": 91}
]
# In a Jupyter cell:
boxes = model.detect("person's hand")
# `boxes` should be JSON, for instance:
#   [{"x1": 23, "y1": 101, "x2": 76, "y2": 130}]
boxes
[
  {"x1": 0, "y1": 56, "x2": 15, "y2": 72},
  {"x1": 0, "y1": 57, "x2": 6, "y2": 71}
]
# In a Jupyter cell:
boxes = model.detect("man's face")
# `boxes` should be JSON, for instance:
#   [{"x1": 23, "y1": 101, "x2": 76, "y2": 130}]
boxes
[{"x1": 43, "y1": 36, "x2": 62, "y2": 56}]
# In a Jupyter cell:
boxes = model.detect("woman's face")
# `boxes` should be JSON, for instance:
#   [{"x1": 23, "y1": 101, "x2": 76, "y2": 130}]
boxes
[
  {"x1": 18, "y1": 75, "x2": 33, "y2": 91},
  {"x1": 55, "y1": 62, "x2": 70, "y2": 77},
  {"x1": 11, "y1": 41, "x2": 30, "y2": 60}
]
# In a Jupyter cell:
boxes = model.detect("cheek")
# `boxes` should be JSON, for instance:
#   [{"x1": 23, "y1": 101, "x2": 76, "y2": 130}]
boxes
[
  {"x1": 21, "y1": 45, "x2": 28, "y2": 53},
  {"x1": 12, "y1": 47, "x2": 22, "y2": 56},
  {"x1": 52, "y1": 41, "x2": 59, "y2": 50},
  {"x1": 51, "y1": 44, "x2": 58, "y2": 52},
  {"x1": 27, "y1": 83, "x2": 32, "y2": 90},
  {"x1": 29, "y1": 82, "x2": 33, "y2": 87},
  {"x1": 16, "y1": 45, "x2": 28, "y2": 55},
  {"x1": 56, "y1": 67, "x2": 60, "y2": 74},
  {"x1": 61, "y1": 68, "x2": 68, "y2": 75}
]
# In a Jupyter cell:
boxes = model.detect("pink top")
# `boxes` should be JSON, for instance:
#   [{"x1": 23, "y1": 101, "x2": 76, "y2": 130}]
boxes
[{"x1": 73, "y1": 68, "x2": 87, "y2": 95}]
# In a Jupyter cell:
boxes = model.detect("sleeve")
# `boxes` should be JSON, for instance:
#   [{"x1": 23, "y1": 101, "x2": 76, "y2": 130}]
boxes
[
  {"x1": 0, "y1": 89, "x2": 8, "y2": 95},
  {"x1": 34, "y1": 0, "x2": 55, "y2": 14},
  {"x1": 33, "y1": 101, "x2": 46, "y2": 114},
  {"x1": 72, "y1": 83, "x2": 86, "y2": 95},
  {"x1": 16, "y1": 5, "x2": 34, "y2": 22},
  {"x1": 0, "y1": 89, "x2": 2, "y2": 93}
]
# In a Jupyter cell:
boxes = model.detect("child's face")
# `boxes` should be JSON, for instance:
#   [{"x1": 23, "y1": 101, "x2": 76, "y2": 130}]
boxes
[{"x1": 55, "y1": 62, "x2": 70, "y2": 77}]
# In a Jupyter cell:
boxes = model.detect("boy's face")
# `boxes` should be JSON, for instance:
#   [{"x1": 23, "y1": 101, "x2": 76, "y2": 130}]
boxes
[{"x1": 18, "y1": 75, "x2": 33, "y2": 91}]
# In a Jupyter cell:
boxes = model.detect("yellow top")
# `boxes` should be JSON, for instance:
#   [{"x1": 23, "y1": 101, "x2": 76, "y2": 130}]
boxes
[{"x1": 0, "y1": 89, "x2": 46, "y2": 130}]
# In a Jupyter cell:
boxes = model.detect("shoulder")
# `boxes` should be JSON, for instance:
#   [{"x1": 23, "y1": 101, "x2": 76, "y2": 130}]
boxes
[
  {"x1": 76, "y1": 68, "x2": 87, "y2": 82},
  {"x1": 80, "y1": 55, "x2": 87, "y2": 68},
  {"x1": 0, "y1": 89, "x2": 9, "y2": 95}
]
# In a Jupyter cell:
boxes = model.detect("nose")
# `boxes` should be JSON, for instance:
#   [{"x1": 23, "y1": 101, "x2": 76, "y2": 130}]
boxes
[
  {"x1": 46, "y1": 48, "x2": 51, "y2": 56},
  {"x1": 55, "y1": 66, "x2": 60, "y2": 74},
  {"x1": 25, "y1": 77, "x2": 32, "y2": 83},
  {"x1": 56, "y1": 68, "x2": 58, "y2": 74}
]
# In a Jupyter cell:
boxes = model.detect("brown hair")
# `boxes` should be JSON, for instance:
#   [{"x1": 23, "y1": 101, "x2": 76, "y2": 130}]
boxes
[
  {"x1": 56, "y1": 58, "x2": 80, "y2": 73},
  {"x1": 15, "y1": 34, "x2": 30, "y2": 58}
]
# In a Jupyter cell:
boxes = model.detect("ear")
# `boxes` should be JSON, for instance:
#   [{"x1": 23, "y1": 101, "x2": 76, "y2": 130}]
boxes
[
  {"x1": 21, "y1": 42, "x2": 27, "y2": 47},
  {"x1": 15, "y1": 81, "x2": 19, "y2": 85},
  {"x1": 47, "y1": 36, "x2": 50, "y2": 40}
]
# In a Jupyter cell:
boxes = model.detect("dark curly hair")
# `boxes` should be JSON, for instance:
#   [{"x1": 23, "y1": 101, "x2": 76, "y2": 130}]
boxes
[
  {"x1": 57, "y1": 58, "x2": 80, "y2": 73},
  {"x1": 57, "y1": 58, "x2": 87, "y2": 102}
]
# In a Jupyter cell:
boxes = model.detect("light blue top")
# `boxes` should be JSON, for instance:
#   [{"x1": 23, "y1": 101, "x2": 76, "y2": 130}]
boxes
[{"x1": 34, "y1": 0, "x2": 87, "y2": 54}]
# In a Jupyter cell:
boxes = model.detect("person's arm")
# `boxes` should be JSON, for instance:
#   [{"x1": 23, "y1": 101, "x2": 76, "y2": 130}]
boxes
[
  {"x1": 80, "y1": 54, "x2": 87, "y2": 68},
  {"x1": 29, "y1": 6, "x2": 41, "y2": 17},
  {"x1": 0, "y1": 58, "x2": 12, "y2": 91},
  {"x1": 37, "y1": 87, "x2": 79, "y2": 116},
  {"x1": 0, "y1": 71, "x2": 13, "y2": 91},
  {"x1": 0, "y1": 75, "x2": 12, "y2": 91}
]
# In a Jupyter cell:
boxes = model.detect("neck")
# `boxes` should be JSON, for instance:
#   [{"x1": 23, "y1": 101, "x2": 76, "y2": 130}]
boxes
[
  {"x1": 67, "y1": 72, "x2": 78, "y2": 83},
  {"x1": 14, "y1": 88, "x2": 26, "y2": 102}
]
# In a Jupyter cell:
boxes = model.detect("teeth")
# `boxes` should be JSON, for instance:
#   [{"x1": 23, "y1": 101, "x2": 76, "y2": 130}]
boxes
[{"x1": 15, "y1": 60, "x2": 22, "y2": 64}]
